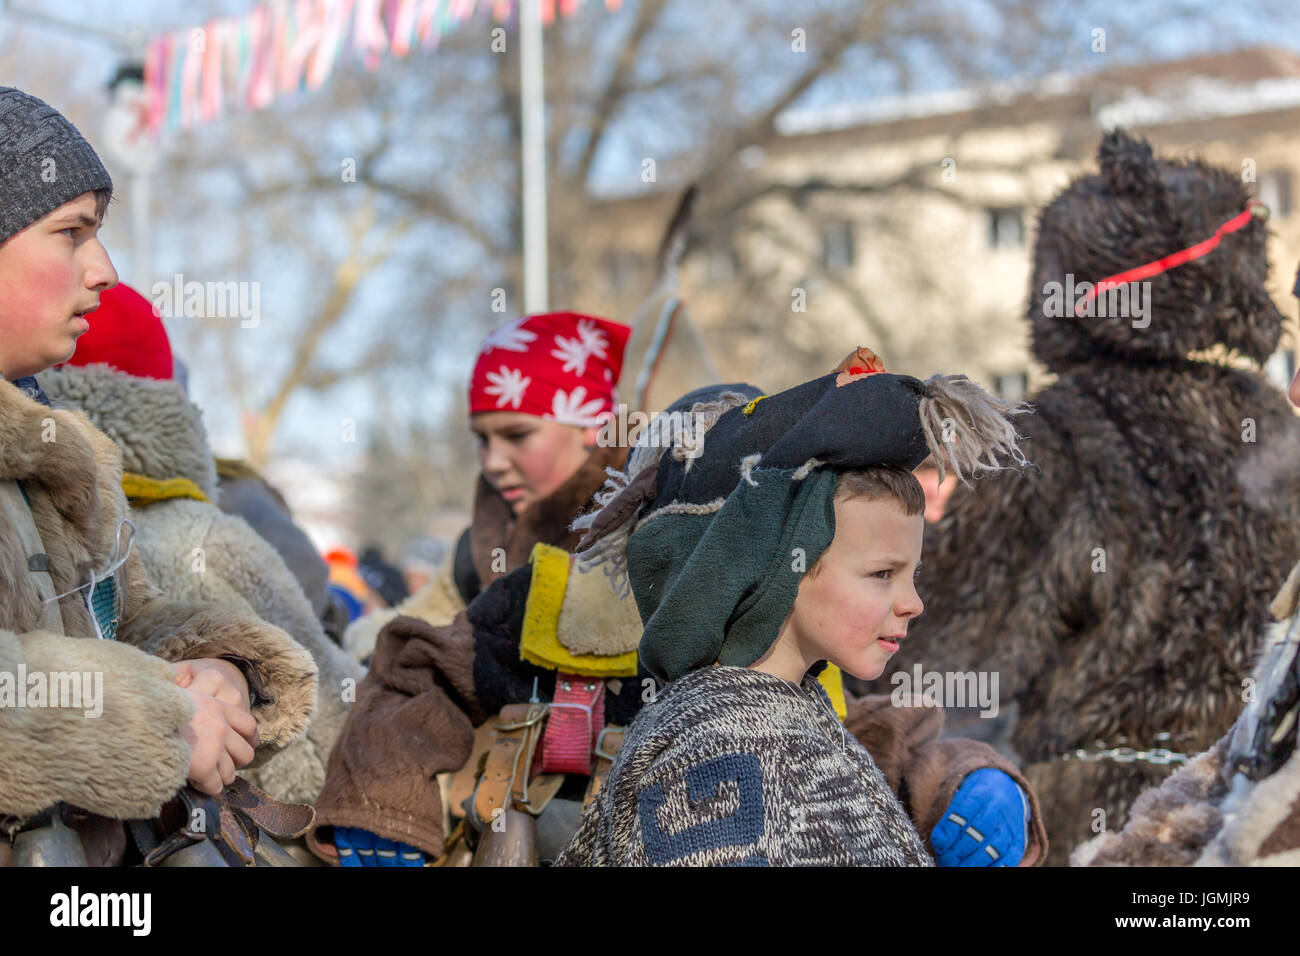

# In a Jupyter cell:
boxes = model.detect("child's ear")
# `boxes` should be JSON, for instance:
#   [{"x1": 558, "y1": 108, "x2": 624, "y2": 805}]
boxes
[{"x1": 582, "y1": 424, "x2": 601, "y2": 449}]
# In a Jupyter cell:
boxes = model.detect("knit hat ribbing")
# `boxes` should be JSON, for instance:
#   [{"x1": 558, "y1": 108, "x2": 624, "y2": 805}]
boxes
[{"x1": 0, "y1": 87, "x2": 113, "y2": 244}]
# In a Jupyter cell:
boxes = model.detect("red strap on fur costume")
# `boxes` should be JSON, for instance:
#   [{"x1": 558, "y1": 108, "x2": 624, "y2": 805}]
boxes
[
  {"x1": 538, "y1": 673, "x2": 605, "y2": 776},
  {"x1": 1073, "y1": 202, "x2": 1266, "y2": 317}
]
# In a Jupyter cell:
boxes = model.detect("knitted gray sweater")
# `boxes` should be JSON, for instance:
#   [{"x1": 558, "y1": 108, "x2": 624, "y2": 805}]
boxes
[{"x1": 556, "y1": 666, "x2": 934, "y2": 866}]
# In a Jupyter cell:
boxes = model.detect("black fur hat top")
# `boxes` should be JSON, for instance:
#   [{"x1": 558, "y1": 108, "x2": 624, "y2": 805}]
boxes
[{"x1": 1028, "y1": 130, "x2": 1284, "y2": 371}]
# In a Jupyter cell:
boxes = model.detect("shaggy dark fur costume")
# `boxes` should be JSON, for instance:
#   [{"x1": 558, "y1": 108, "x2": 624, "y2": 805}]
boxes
[{"x1": 882, "y1": 131, "x2": 1300, "y2": 864}]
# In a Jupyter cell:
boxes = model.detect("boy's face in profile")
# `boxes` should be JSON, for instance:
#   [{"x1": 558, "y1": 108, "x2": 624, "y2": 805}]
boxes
[
  {"x1": 785, "y1": 495, "x2": 925, "y2": 682},
  {"x1": 0, "y1": 191, "x2": 117, "y2": 380}
]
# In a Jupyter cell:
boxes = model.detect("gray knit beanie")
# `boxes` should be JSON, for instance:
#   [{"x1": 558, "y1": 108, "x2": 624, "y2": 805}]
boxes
[{"x1": 0, "y1": 87, "x2": 113, "y2": 244}]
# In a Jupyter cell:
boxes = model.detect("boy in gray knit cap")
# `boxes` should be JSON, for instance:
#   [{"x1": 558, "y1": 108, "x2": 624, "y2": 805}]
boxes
[
  {"x1": 1, "y1": 87, "x2": 318, "y2": 865},
  {"x1": 0, "y1": 87, "x2": 116, "y2": 395},
  {"x1": 558, "y1": 350, "x2": 1043, "y2": 866}
]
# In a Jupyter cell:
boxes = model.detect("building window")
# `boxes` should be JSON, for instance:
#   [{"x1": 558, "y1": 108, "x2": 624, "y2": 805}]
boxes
[
  {"x1": 993, "y1": 370, "x2": 1028, "y2": 401},
  {"x1": 1258, "y1": 170, "x2": 1292, "y2": 218},
  {"x1": 821, "y1": 221, "x2": 855, "y2": 272},
  {"x1": 1264, "y1": 347, "x2": 1296, "y2": 392},
  {"x1": 987, "y1": 208, "x2": 1024, "y2": 249}
]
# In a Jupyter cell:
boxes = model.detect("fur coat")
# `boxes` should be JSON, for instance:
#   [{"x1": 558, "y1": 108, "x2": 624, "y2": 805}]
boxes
[
  {"x1": 0, "y1": 376, "x2": 316, "y2": 827},
  {"x1": 1073, "y1": 557, "x2": 1300, "y2": 866},
  {"x1": 883, "y1": 132, "x2": 1300, "y2": 864},
  {"x1": 39, "y1": 363, "x2": 360, "y2": 805}
]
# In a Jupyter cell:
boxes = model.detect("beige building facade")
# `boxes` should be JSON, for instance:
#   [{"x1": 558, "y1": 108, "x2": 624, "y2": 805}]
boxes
[{"x1": 573, "y1": 48, "x2": 1300, "y2": 408}]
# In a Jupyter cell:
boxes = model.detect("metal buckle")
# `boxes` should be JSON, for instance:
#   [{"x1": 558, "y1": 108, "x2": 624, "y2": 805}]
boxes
[
  {"x1": 593, "y1": 725, "x2": 625, "y2": 763},
  {"x1": 494, "y1": 703, "x2": 550, "y2": 733}
]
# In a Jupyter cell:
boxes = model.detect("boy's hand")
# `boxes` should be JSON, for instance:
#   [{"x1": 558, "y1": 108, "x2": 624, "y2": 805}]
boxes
[
  {"x1": 930, "y1": 768, "x2": 1029, "y2": 866},
  {"x1": 178, "y1": 688, "x2": 258, "y2": 795},
  {"x1": 173, "y1": 658, "x2": 250, "y2": 712},
  {"x1": 175, "y1": 660, "x2": 258, "y2": 796}
]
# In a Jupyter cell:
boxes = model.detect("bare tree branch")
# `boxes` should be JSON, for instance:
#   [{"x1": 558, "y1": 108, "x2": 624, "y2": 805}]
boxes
[
  {"x1": 692, "y1": 7, "x2": 871, "y2": 195},
  {"x1": 245, "y1": 205, "x2": 415, "y2": 466},
  {"x1": 570, "y1": 0, "x2": 671, "y2": 189}
]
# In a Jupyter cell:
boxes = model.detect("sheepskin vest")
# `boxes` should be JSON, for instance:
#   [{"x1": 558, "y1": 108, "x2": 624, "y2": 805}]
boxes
[
  {"x1": 0, "y1": 379, "x2": 135, "y2": 641},
  {"x1": 0, "y1": 479, "x2": 65, "y2": 634}
]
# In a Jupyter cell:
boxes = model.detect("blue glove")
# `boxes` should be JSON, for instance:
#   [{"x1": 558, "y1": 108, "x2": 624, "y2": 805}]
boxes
[
  {"x1": 333, "y1": 827, "x2": 425, "y2": 867},
  {"x1": 930, "y1": 768, "x2": 1029, "y2": 867}
]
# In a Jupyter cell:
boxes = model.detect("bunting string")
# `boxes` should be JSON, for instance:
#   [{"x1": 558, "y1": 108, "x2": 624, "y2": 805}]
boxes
[{"x1": 142, "y1": 0, "x2": 618, "y2": 136}]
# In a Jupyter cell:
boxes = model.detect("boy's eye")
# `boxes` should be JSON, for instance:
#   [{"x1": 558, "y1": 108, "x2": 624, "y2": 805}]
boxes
[{"x1": 869, "y1": 568, "x2": 922, "y2": 581}]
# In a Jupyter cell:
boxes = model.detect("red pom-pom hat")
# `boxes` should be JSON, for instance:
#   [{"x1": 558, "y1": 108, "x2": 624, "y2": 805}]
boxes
[{"x1": 62, "y1": 282, "x2": 173, "y2": 380}]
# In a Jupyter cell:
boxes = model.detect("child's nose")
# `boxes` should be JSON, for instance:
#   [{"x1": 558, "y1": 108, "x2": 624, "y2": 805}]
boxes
[
  {"x1": 898, "y1": 584, "x2": 924, "y2": 620},
  {"x1": 480, "y1": 438, "x2": 510, "y2": 476}
]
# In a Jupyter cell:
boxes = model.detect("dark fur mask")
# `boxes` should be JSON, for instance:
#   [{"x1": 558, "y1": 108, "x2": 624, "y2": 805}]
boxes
[{"x1": 1028, "y1": 130, "x2": 1284, "y2": 371}]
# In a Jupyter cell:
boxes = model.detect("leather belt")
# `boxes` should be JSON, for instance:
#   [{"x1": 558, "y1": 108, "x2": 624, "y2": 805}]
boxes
[
  {"x1": 131, "y1": 778, "x2": 315, "y2": 867},
  {"x1": 472, "y1": 702, "x2": 548, "y2": 831}
]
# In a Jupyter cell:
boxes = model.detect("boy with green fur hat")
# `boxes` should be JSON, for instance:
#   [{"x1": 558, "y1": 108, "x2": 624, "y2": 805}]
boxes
[{"x1": 558, "y1": 351, "x2": 1045, "y2": 866}]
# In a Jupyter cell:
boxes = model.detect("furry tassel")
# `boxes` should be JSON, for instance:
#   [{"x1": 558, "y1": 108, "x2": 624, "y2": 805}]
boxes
[
  {"x1": 570, "y1": 389, "x2": 753, "y2": 594},
  {"x1": 571, "y1": 466, "x2": 639, "y2": 598},
  {"x1": 920, "y1": 374, "x2": 1032, "y2": 483}
]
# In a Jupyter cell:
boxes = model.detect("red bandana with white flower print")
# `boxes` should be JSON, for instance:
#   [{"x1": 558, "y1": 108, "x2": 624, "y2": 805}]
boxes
[{"x1": 469, "y1": 312, "x2": 631, "y2": 426}]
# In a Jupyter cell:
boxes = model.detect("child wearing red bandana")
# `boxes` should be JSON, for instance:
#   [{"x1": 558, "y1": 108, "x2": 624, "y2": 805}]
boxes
[
  {"x1": 312, "y1": 312, "x2": 634, "y2": 865},
  {"x1": 468, "y1": 312, "x2": 631, "y2": 517},
  {"x1": 341, "y1": 312, "x2": 631, "y2": 663}
]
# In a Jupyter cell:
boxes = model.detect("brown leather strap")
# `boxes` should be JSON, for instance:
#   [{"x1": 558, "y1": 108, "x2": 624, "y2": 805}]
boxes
[
  {"x1": 448, "y1": 721, "x2": 499, "y2": 820},
  {"x1": 144, "y1": 830, "x2": 208, "y2": 867},
  {"x1": 143, "y1": 788, "x2": 218, "y2": 866},
  {"x1": 141, "y1": 781, "x2": 314, "y2": 867},
  {"x1": 518, "y1": 773, "x2": 565, "y2": 816},
  {"x1": 472, "y1": 703, "x2": 546, "y2": 830},
  {"x1": 225, "y1": 777, "x2": 316, "y2": 839},
  {"x1": 215, "y1": 799, "x2": 257, "y2": 865}
]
